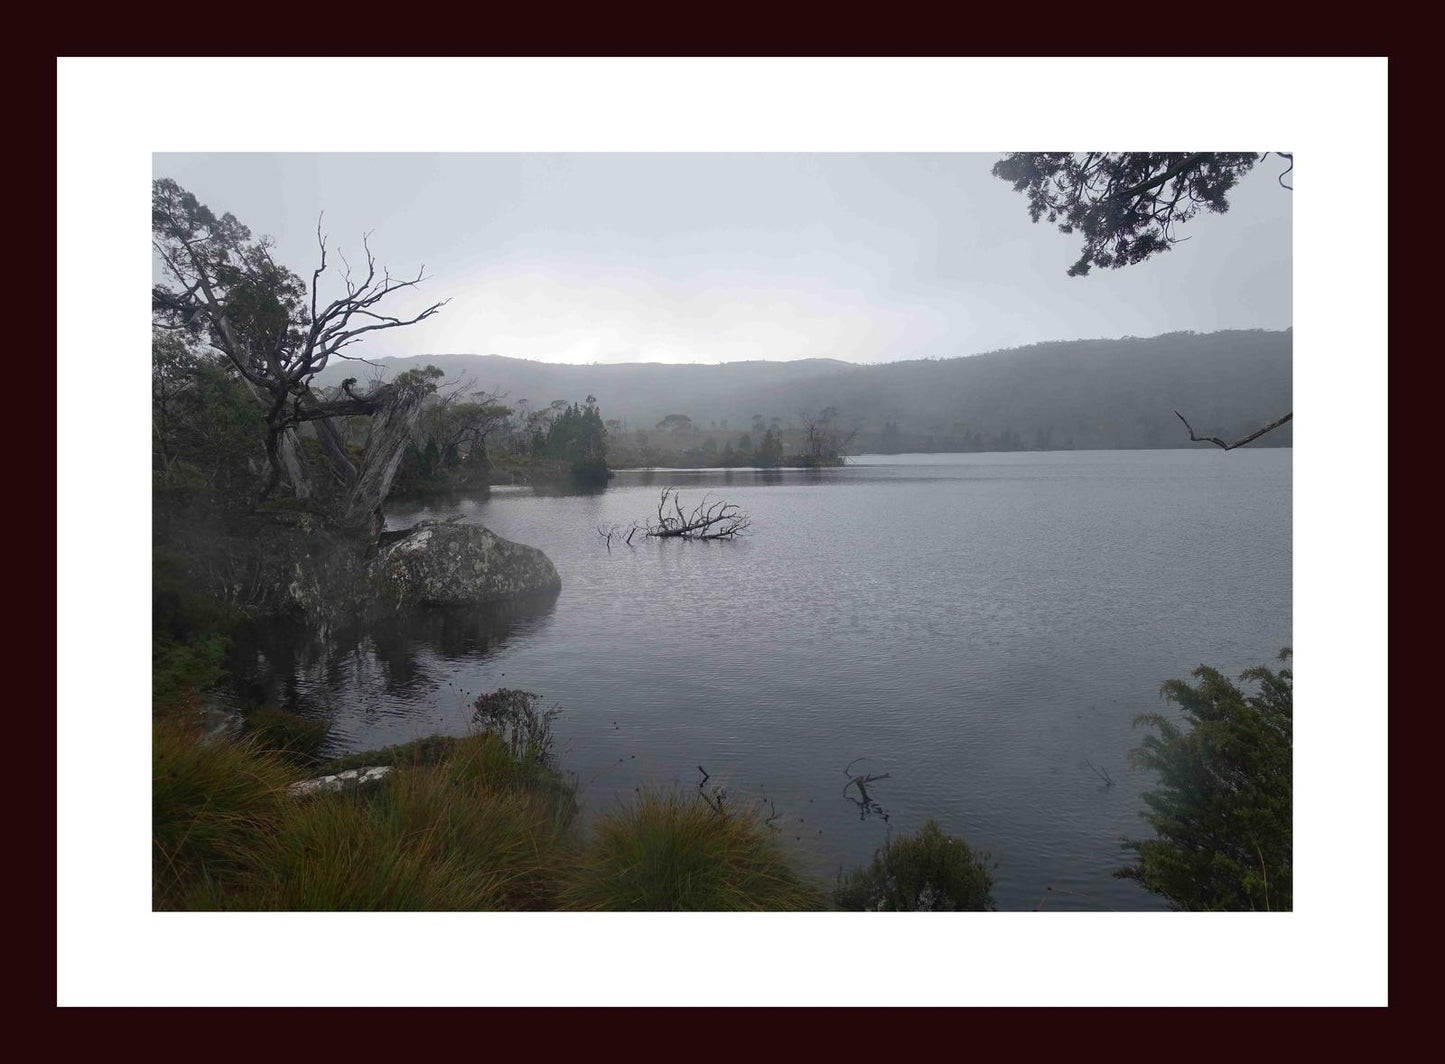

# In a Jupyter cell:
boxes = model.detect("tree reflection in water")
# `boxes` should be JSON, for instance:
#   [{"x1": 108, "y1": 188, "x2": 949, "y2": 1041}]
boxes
[{"x1": 223, "y1": 591, "x2": 560, "y2": 712}]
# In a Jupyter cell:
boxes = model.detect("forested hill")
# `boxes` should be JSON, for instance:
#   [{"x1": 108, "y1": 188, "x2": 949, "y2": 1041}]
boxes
[{"x1": 317, "y1": 329, "x2": 1292, "y2": 452}]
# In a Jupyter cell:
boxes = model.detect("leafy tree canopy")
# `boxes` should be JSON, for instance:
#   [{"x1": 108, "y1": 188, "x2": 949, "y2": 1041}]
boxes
[{"x1": 991, "y1": 152, "x2": 1266, "y2": 276}]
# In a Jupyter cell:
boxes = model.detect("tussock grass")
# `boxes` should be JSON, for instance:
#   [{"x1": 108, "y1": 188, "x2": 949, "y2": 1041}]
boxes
[
  {"x1": 152, "y1": 718, "x2": 297, "y2": 910},
  {"x1": 252, "y1": 731, "x2": 578, "y2": 910},
  {"x1": 155, "y1": 727, "x2": 579, "y2": 911},
  {"x1": 155, "y1": 723, "x2": 830, "y2": 911},
  {"x1": 241, "y1": 704, "x2": 332, "y2": 764},
  {"x1": 562, "y1": 788, "x2": 826, "y2": 911}
]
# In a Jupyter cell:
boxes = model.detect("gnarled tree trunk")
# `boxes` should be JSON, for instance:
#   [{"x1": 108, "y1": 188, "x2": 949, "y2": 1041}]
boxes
[
  {"x1": 338, "y1": 383, "x2": 430, "y2": 539},
  {"x1": 278, "y1": 427, "x2": 312, "y2": 499}
]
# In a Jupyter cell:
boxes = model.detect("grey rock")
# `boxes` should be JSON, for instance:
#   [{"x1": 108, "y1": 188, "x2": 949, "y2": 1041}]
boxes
[{"x1": 371, "y1": 520, "x2": 562, "y2": 608}]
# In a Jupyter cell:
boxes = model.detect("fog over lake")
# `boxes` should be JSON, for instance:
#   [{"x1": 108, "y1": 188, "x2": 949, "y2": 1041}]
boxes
[{"x1": 225, "y1": 448, "x2": 1292, "y2": 911}]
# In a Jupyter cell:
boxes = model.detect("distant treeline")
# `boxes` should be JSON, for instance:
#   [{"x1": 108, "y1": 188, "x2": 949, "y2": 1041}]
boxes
[{"x1": 317, "y1": 329, "x2": 1292, "y2": 455}]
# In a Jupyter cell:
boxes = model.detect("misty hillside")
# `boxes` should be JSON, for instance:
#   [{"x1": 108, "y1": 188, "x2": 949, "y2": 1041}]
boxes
[{"x1": 317, "y1": 329, "x2": 1292, "y2": 451}]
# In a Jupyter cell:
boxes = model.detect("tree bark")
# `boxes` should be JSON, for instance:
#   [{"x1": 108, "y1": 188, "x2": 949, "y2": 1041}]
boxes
[
  {"x1": 278, "y1": 427, "x2": 311, "y2": 498},
  {"x1": 311, "y1": 413, "x2": 359, "y2": 487},
  {"x1": 340, "y1": 383, "x2": 429, "y2": 536}
]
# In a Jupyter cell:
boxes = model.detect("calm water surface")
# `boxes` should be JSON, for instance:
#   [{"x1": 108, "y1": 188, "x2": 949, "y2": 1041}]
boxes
[{"x1": 226, "y1": 450, "x2": 1292, "y2": 911}]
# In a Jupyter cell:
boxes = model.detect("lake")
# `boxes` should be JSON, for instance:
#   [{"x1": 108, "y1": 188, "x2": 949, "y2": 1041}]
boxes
[{"x1": 224, "y1": 449, "x2": 1292, "y2": 911}]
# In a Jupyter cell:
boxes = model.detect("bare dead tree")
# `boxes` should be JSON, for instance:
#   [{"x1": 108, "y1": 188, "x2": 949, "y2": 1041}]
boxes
[
  {"x1": 151, "y1": 178, "x2": 448, "y2": 532},
  {"x1": 797, "y1": 407, "x2": 857, "y2": 466},
  {"x1": 1173, "y1": 410, "x2": 1294, "y2": 452},
  {"x1": 641, "y1": 488, "x2": 751, "y2": 540}
]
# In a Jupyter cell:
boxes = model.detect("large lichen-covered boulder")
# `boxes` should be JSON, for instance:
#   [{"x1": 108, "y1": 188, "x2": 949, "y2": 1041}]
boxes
[{"x1": 372, "y1": 520, "x2": 561, "y2": 607}]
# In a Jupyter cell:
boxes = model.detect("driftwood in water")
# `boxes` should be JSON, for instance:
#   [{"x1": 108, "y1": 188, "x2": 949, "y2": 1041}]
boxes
[{"x1": 641, "y1": 488, "x2": 751, "y2": 540}]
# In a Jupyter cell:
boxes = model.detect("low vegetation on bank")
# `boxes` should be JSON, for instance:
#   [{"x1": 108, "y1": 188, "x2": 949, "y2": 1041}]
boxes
[
  {"x1": 154, "y1": 646, "x2": 1292, "y2": 911},
  {"x1": 153, "y1": 718, "x2": 831, "y2": 911},
  {"x1": 153, "y1": 639, "x2": 996, "y2": 912},
  {"x1": 564, "y1": 788, "x2": 825, "y2": 911}
]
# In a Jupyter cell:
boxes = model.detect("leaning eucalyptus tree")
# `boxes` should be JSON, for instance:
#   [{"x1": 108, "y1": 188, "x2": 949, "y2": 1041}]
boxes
[{"x1": 151, "y1": 178, "x2": 447, "y2": 536}]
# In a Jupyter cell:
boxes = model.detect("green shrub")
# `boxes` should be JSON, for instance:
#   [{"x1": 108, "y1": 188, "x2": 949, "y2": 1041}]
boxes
[
  {"x1": 837, "y1": 819, "x2": 996, "y2": 911},
  {"x1": 152, "y1": 546, "x2": 241, "y2": 713},
  {"x1": 569, "y1": 455, "x2": 611, "y2": 485},
  {"x1": 563, "y1": 789, "x2": 824, "y2": 911},
  {"x1": 1118, "y1": 650, "x2": 1292, "y2": 911},
  {"x1": 153, "y1": 548, "x2": 235, "y2": 640},
  {"x1": 472, "y1": 689, "x2": 560, "y2": 766},
  {"x1": 152, "y1": 634, "x2": 228, "y2": 713}
]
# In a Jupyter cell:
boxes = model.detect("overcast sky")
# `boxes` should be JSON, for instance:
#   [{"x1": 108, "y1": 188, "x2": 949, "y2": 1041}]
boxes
[{"x1": 153, "y1": 153, "x2": 1291, "y2": 365}]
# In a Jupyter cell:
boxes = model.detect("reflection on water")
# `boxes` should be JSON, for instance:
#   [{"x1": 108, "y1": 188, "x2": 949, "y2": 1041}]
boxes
[
  {"x1": 222, "y1": 593, "x2": 560, "y2": 725},
  {"x1": 219, "y1": 450, "x2": 1291, "y2": 910}
]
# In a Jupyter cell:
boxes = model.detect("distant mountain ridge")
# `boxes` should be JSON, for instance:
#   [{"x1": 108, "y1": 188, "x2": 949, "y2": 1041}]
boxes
[{"x1": 315, "y1": 329, "x2": 1292, "y2": 451}]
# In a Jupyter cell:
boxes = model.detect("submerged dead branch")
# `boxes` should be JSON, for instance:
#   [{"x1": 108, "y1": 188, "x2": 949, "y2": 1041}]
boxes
[
  {"x1": 843, "y1": 757, "x2": 892, "y2": 822},
  {"x1": 695, "y1": 764, "x2": 728, "y2": 815},
  {"x1": 597, "y1": 521, "x2": 641, "y2": 552},
  {"x1": 762, "y1": 798, "x2": 781, "y2": 830},
  {"x1": 1035, "y1": 883, "x2": 1119, "y2": 912},
  {"x1": 641, "y1": 487, "x2": 751, "y2": 540}
]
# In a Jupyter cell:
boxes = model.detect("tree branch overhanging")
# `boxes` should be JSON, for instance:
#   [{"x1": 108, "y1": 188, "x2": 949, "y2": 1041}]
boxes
[
  {"x1": 991, "y1": 152, "x2": 1264, "y2": 276},
  {"x1": 1174, "y1": 410, "x2": 1293, "y2": 451}
]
